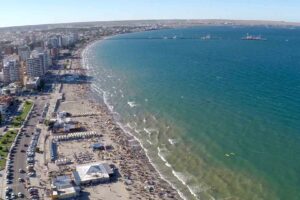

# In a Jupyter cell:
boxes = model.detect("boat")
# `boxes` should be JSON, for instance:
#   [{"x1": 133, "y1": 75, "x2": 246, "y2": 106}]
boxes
[
  {"x1": 242, "y1": 34, "x2": 266, "y2": 41},
  {"x1": 201, "y1": 34, "x2": 211, "y2": 40}
]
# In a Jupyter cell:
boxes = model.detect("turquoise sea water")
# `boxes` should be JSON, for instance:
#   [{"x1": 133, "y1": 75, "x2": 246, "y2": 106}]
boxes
[{"x1": 83, "y1": 26, "x2": 300, "y2": 200}]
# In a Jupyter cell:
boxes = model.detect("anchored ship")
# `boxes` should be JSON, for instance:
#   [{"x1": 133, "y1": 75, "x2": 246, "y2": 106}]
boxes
[{"x1": 242, "y1": 34, "x2": 266, "y2": 41}]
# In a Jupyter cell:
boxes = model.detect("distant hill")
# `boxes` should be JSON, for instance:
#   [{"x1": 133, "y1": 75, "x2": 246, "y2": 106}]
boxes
[{"x1": 1, "y1": 19, "x2": 299, "y2": 31}]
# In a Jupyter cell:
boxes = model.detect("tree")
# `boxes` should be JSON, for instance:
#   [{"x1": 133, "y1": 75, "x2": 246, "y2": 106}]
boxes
[{"x1": 3, "y1": 147, "x2": 9, "y2": 152}]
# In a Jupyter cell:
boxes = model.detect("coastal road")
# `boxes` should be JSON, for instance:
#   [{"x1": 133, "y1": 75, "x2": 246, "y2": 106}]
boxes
[{"x1": 9, "y1": 96, "x2": 47, "y2": 198}]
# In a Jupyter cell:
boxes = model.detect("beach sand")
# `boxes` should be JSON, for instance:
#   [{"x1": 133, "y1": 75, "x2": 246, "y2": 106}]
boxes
[{"x1": 34, "y1": 41, "x2": 181, "y2": 200}]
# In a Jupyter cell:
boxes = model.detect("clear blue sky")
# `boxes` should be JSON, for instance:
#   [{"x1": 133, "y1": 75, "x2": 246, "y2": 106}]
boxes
[{"x1": 0, "y1": 0, "x2": 299, "y2": 27}]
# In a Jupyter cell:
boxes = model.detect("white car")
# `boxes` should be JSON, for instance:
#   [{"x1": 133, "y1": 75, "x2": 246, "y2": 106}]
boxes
[{"x1": 18, "y1": 192, "x2": 23, "y2": 197}]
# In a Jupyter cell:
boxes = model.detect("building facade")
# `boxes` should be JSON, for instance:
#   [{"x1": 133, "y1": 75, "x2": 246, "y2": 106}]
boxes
[
  {"x1": 3, "y1": 59, "x2": 21, "y2": 84},
  {"x1": 26, "y1": 57, "x2": 43, "y2": 78},
  {"x1": 26, "y1": 49, "x2": 50, "y2": 78},
  {"x1": 18, "y1": 45, "x2": 31, "y2": 61}
]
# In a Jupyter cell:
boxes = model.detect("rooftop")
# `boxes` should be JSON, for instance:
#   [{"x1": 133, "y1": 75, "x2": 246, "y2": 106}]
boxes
[
  {"x1": 73, "y1": 162, "x2": 113, "y2": 184},
  {"x1": 0, "y1": 95, "x2": 13, "y2": 104}
]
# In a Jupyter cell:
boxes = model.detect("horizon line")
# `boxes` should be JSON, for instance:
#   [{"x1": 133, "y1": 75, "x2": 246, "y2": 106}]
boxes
[{"x1": 1, "y1": 18, "x2": 300, "y2": 29}]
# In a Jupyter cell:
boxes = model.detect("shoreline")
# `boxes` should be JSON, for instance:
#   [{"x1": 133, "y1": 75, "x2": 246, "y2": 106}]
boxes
[{"x1": 78, "y1": 37, "x2": 184, "y2": 199}]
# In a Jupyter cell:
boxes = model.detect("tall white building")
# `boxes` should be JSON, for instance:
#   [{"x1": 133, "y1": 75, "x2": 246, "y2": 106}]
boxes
[
  {"x1": 58, "y1": 35, "x2": 62, "y2": 47},
  {"x1": 3, "y1": 59, "x2": 20, "y2": 84},
  {"x1": 26, "y1": 57, "x2": 43, "y2": 78},
  {"x1": 26, "y1": 50, "x2": 50, "y2": 78},
  {"x1": 61, "y1": 34, "x2": 77, "y2": 47}
]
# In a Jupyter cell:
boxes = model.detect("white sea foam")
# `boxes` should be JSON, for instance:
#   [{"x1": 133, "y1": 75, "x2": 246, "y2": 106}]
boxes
[
  {"x1": 126, "y1": 123, "x2": 134, "y2": 130},
  {"x1": 144, "y1": 128, "x2": 159, "y2": 137},
  {"x1": 168, "y1": 138, "x2": 178, "y2": 145},
  {"x1": 157, "y1": 147, "x2": 167, "y2": 162},
  {"x1": 157, "y1": 147, "x2": 172, "y2": 168},
  {"x1": 116, "y1": 122, "x2": 187, "y2": 200},
  {"x1": 172, "y1": 171, "x2": 188, "y2": 185},
  {"x1": 134, "y1": 129, "x2": 142, "y2": 133},
  {"x1": 144, "y1": 128, "x2": 152, "y2": 137},
  {"x1": 172, "y1": 171, "x2": 200, "y2": 199},
  {"x1": 152, "y1": 115, "x2": 157, "y2": 121},
  {"x1": 102, "y1": 91, "x2": 114, "y2": 112},
  {"x1": 146, "y1": 140, "x2": 153, "y2": 145},
  {"x1": 165, "y1": 162, "x2": 172, "y2": 168},
  {"x1": 128, "y1": 101, "x2": 138, "y2": 108}
]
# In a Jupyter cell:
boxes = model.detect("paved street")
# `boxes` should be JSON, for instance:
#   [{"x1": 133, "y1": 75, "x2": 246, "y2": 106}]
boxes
[{"x1": 5, "y1": 95, "x2": 48, "y2": 199}]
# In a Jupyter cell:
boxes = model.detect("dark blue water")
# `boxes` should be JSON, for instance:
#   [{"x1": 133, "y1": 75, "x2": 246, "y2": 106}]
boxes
[{"x1": 84, "y1": 26, "x2": 300, "y2": 200}]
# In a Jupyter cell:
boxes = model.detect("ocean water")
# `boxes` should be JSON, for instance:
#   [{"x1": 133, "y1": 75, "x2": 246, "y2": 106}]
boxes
[{"x1": 83, "y1": 26, "x2": 300, "y2": 200}]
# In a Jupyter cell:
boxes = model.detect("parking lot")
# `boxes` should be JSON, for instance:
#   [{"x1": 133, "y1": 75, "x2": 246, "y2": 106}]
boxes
[{"x1": 3, "y1": 96, "x2": 47, "y2": 200}]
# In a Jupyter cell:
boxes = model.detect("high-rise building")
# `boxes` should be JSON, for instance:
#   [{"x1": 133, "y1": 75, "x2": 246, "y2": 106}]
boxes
[
  {"x1": 58, "y1": 35, "x2": 62, "y2": 48},
  {"x1": 61, "y1": 34, "x2": 76, "y2": 47},
  {"x1": 26, "y1": 50, "x2": 50, "y2": 78},
  {"x1": 48, "y1": 37, "x2": 59, "y2": 48},
  {"x1": 38, "y1": 52, "x2": 48, "y2": 74},
  {"x1": 18, "y1": 45, "x2": 31, "y2": 61},
  {"x1": 26, "y1": 57, "x2": 43, "y2": 78},
  {"x1": 3, "y1": 59, "x2": 21, "y2": 84}
]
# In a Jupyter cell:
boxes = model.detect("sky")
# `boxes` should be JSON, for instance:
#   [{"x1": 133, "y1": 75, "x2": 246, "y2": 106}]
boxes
[{"x1": 0, "y1": 0, "x2": 300, "y2": 27}]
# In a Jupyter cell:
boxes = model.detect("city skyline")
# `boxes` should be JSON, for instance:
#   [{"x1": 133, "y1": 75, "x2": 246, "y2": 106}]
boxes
[{"x1": 1, "y1": 0, "x2": 300, "y2": 27}]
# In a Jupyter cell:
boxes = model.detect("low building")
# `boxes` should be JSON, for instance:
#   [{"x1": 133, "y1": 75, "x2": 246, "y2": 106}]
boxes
[
  {"x1": 73, "y1": 162, "x2": 114, "y2": 185},
  {"x1": 53, "y1": 117, "x2": 79, "y2": 133},
  {"x1": 1, "y1": 82, "x2": 22, "y2": 95},
  {"x1": 51, "y1": 175, "x2": 79, "y2": 199},
  {"x1": 51, "y1": 111, "x2": 79, "y2": 133},
  {"x1": 25, "y1": 77, "x2": 40, "y2": 90},
  {"x1": 0, "y1": 95, "x2": 13, "y2": 113}
]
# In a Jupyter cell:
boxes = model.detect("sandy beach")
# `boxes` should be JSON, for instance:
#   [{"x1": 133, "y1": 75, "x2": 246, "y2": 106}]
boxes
[{"x1": 33, "y1": 39, "x2": 181, "y2": 200}]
